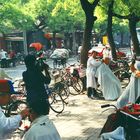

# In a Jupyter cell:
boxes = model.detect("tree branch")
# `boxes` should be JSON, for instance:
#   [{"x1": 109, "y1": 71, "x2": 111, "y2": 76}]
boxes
[
  {"x1": 113, "y1": 13, "x2": 129, "y2": 19},
  {"x1": 91, "y1": 0, "x2": 100, "y2": 9}
]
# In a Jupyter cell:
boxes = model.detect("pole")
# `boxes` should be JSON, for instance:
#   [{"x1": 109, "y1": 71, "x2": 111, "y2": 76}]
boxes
[{"x1": 23, "y1": 30, "x2": 28, "y2": 55}]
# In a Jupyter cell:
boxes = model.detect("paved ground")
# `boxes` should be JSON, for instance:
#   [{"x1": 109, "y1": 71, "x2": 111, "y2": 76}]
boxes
[{"x1": 50, "y1": 93, "x2": 115, "y2": 140}]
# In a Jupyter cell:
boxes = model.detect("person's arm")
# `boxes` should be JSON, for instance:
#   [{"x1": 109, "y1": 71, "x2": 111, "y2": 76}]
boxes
[
  {"x1": 39, "y1": 71, "x2": 51, "y2": 84},
  {"x1": 90, "y1": 58, "x2": 102, "y2": 67},
  {"x1": 0, "y1": 107, "x2": 28, "y2": 133}
]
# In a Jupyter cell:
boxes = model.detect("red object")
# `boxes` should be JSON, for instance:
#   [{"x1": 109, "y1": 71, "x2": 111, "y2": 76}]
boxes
[
  {"x1": 88, "y1": 48, "x2": 126, "y2": 58},
  {"x1": 29, "y1": 42, "x2": 43, "y2": 51},
  {"x1": 44, "y1": 33, "x2": 51, "y2": 39},
  {"x1": 120, "y1": 104, "x2": 140, "y2": 115}
]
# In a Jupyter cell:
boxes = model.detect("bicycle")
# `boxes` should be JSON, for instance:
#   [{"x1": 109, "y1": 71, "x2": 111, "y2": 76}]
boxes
[
  {"x1": 48, "y1": 82, "x2": 68, "y2": 114},
  {"x1": 61, "y1": 64, "x2": 84, "y2": 95}
]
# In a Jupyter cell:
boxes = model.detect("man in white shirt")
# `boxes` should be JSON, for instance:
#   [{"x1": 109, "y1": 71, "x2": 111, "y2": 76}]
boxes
[
  {"x1": 0, "y1": 49, "x2": 8, "y2": 68},
  {"x1": 22, "y1": 99, "x2": 61, "y2": 140},
  {"x1": 86, "y1": 49, "x2": 102, "y2": 99},
  {"x1": 0, "y1": 79, "x2": 29, "y2": 139}
]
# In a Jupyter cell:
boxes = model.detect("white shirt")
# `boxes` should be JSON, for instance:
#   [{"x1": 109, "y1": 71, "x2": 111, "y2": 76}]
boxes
[
  {"x1": 86, "y1": 57, "x2": 102, "y2": 74},
  {"x1": 0, "y1": 51, "x2": 7, "y2": 59},
  {"x1": 22, "y1": 115, "x2": 61, "y2": 140},
  {"x1": 78, "y1": 46, "x2": 82, "y2": 53},
  {"x1": 0, "y1": 107, "x2": 22, "y2": 139},
  {"x1": 86, "y1": 57, "x2": 102, "y2": 88}
]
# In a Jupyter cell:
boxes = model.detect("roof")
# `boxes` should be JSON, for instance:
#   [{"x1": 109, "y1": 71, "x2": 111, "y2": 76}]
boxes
[{"x1": 5, "y1": 37, "x2": 24, "y2": 41}]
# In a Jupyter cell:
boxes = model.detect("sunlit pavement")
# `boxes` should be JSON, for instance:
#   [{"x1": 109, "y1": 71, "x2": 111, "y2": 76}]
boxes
[{"x1": 50, "y1": 94, "x2": 115, "y2": 140}]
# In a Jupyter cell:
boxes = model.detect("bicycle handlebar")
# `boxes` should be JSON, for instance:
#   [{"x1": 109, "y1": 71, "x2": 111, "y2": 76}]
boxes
[
  {"x1": 101, "y1": 104, "x2": 118, "y2": 110},
  {"x1": 101, "y1": 104, "x2": 110, "y2": 108}
]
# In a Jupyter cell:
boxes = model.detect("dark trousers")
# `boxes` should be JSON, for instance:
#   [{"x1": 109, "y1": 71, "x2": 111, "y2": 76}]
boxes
[
  {"x1": 1, "y1": 58, "x2": 7, "y2": 68},
  {"x1": 87, "y1": 87, "x2": 97, "y2": 97}
]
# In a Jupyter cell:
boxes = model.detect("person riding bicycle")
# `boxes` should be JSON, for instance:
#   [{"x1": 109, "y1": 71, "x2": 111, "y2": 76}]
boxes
[
  {"x1": 22, "y1": 54, "x2": 51, "y2": 105},
  {"x1": 0, "y1": 79, "x2": 29, "y2": 139}
]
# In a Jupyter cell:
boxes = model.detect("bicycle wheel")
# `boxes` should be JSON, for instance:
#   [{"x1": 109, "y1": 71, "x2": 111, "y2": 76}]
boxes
[
  {"x1": 69, "y1": 78, "x2": 83, "y2": 95},
  {"x1": 49, "y1": 92, "x2": 65, "y2": 114},
  {"x1": 8, "y1": 100, "x2": 30, "y2": 131},
  {"x1": 114, "y1": 69, "x2": 130, "y2": 88}
]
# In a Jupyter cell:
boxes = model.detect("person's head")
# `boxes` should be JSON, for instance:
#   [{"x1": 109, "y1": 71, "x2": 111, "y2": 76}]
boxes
[
  {"x1": 28, "y1": 99, "x2": 50, "y2": 122},
  {"x1": 0, "y1": 80, "x2": 14, "y2": 105},
  {"x1": 24, "y1": 54, "x2": 36, "y2": 68},
  {"x1": 103, "y1": 57, "x2": 110, "y2": 65},
  {"x1": 91, "y1": 50, "x2": 98, "y2": 58}
]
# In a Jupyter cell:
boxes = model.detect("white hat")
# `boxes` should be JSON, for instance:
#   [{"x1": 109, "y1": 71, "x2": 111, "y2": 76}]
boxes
[
  {"x1": 88, "y1": 47, "x2": 102, "y2": 53},
  {"x1": 134, "y1": 61, "x2": 140, "y2": 71}
]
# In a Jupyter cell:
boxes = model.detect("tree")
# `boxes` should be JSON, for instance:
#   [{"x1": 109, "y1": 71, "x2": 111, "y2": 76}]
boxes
[
  {"x1": 113, "y1": 0, "x2": 140, "y2": 55},
  {"x1": 106, "y1": 0, "x2": 117, "y2": 60},
  {"x1": 80, "y1": 0, "x2": 100, "y2": 67}
]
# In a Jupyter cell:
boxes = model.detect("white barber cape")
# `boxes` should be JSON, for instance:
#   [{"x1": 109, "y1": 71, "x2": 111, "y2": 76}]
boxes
[
  {"x1": 86, "y1": 57, "x2": 102, "y2": 89},
  {"x1": 95, "y1": 63, "x2": 122, "y2": 100},
  {"x1": 116, "y1": 74, "x2": 140, "y2": 108},
  {"x1": 22, "y1": 115, "x2": 61, "y2": 140},
  {"x1": 0, "y1": 106, "x2": 22, "y2": 140}
]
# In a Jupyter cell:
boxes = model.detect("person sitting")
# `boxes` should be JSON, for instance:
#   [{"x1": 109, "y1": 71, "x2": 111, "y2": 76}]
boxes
[
  {"x1": 22, "y1": 54, "x2": 51, "y2": 105},
  {"x1": 95, "y1": 60, "x2": 122, "y2": 100},
  {"x1": 116, "y1": 58, "x2": 140, "y2": 108},
  {"x1": 22, "y1": 99, "x2": 61, "y2": 140},
  {"x1": 0, "y1": 79, "x2": 29, "y2": 139}
]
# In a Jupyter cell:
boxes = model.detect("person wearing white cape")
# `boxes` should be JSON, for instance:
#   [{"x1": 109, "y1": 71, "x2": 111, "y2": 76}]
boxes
[
  {"x1": 116, "y1": 60, "x2": 140, "y2": 108},
  {"x1": 95, "y1": 61, "x2": 122, "y2": 100}
]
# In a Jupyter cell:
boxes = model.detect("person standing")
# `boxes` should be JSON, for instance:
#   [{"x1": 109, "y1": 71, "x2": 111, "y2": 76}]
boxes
[
  {"x1": 22, "y1": 54, "x2": 51, "y2": 105},
  {"x1": 22, "y1": 99, "x2": 61, "y2": 140},
  {"x1": 0, "y1": 49, "x2": 8, "y2": 68},
  {"x1": 9, "y1": 50, "x2": 16, "y2": 67},
  {"x1": 86, "y1": 49, "x2": 102, "y2": 99}
]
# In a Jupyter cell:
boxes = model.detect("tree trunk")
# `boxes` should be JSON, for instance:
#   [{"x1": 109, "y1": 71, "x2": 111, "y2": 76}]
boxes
[
  {"x1": 107, "y1": 0, "x2": 117, "y2": 60},
  {"x1": 52, "y1": 31, "x2": 57, "y2": 49},
  {"x1": 80, "y1": 0, "x2": 100, "y2": 67},
  {"x1": 129, "y1": 17, "x2": 140, "y2": 54},
  {"x1": 120, "y1": 32, "x2": 123, "y2": 47},
  {"x1": 81, "y1": 16, "x2": 94, "y2": 67}
]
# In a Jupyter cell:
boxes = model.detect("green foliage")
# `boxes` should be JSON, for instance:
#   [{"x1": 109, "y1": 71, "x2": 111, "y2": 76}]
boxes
[{"x1": 47, "y1": 0, "x2": 85, "y2": 32}]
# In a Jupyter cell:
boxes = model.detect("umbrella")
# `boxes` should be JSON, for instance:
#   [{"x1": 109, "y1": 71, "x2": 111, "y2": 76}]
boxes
[{"x1": 29, "y1": 42, "x2": 43, "y2": 51}]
